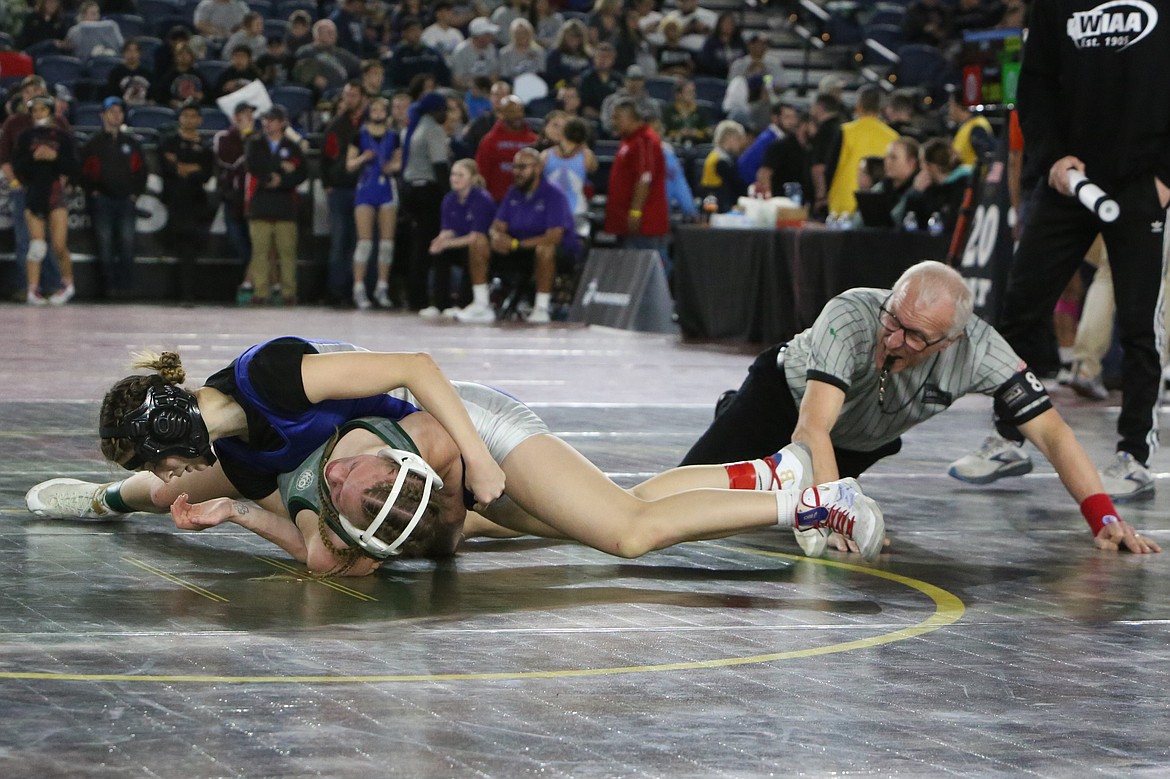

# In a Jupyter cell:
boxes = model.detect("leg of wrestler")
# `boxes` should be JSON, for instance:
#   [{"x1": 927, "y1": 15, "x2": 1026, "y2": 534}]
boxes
[
  {"x1": 110, "y1": 464, "x2": 242, "y2": 513},
  {"x1": 49, "y1": 207, "x2": 72, "y2": 284}
]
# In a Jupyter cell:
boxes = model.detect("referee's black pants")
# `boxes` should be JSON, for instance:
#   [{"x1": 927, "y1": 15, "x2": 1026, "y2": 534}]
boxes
[
  {"x1": 400, "y1": 181, "x2": 446, "y2": 311},
  {"x1": 997, "y1": 178, "x2": 1167, "y2": 464},
  {"x1": 680, "y1": 344, "x2": 901, "y2": 477}
]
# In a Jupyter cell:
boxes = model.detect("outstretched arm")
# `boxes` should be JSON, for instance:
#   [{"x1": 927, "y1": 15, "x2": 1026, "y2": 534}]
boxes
[
  {"x1": 298, "y1": 351, "x2": 505, "y2": 505},
  {"x1": 791, "y1": 379, "x2": 845, "y2": 484},
  {"x1": 1019, "y1": 409, "x2": 1159, "y2": 553},
  {"x1": 171, "y1": 493, "x2": 310, "y2": 562}
]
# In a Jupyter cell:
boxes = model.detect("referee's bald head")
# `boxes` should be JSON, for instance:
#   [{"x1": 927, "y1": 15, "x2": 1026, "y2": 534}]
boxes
[{"x1": 891, "y1": 261, "x2": 973, "y2": 339}]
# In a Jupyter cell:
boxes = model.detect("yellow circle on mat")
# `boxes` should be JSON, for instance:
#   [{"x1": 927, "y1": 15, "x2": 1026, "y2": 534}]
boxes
[{"x1": 0, "y1": 549, "x2": 965, "y2": 684}]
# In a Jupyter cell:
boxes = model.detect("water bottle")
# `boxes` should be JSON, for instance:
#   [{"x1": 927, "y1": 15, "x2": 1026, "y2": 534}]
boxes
[
  {"x1": 903, "y1": 211, "x2": 919, "y2": 232},
  {"x1": 702, "y1": 195, "x2": 719, "y2": 225},
  {"x1": 927, "y1": 211, "x2": 944, "y2": 236},
  {"x1": 782, "y1": 182, "x2": 804, "y2": 206},
  {"x1": 838, "y1": 211, "x2": 854, "y2": 230}
]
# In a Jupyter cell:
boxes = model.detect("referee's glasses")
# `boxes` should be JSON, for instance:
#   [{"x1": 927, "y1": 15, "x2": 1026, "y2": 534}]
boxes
[{"x1": 878, "y1": 297, "x2": 949, "y2": 352}]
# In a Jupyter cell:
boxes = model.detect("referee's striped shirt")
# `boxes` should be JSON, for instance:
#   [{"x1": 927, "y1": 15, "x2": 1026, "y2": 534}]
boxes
[{"x1": 782, "y1": 288, "x2": 1025, "y2": 451}]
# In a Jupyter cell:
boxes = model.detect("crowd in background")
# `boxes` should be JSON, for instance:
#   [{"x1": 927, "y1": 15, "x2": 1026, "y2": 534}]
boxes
[{"x1": 0, "y1": 0, "x2": 1021, "y2": 317}]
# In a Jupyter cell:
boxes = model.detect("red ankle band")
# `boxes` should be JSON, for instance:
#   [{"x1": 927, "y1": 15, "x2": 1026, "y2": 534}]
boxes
[{"x1": 725, "y1": 462, "x2": 757, "y2": 490}]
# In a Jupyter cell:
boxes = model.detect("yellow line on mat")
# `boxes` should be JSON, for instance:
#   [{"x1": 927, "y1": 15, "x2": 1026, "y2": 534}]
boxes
[
  {"x1": 122, "y1": 557, "x2": 228, "y2": 603},
  {"x1": 254, "y1": 556, "x2": 378, "y2": 601}
]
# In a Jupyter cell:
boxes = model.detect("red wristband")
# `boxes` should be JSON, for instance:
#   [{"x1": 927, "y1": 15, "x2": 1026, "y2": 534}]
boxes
[{"x1": 1080, "y1": 493, "x2": 1120, "y2": 535}]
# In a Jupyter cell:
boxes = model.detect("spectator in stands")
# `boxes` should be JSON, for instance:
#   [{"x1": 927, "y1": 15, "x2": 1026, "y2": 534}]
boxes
[
  {"x1": 285, "y1": 10, "x2": 314, "y2": 53},
  {"x1": 445, "y1": 92, "x2": 474, "y2": 160},
  {"x1": 151, "y1": 42, "x2": 206, "y2": 108},
  {"x1": 808, "y1": 91, "x2": 843, "y2": 218},
  {"x1": 450, "y1": 17, "x2": 501, "y2": 91},
  {"x1": 64, "y1": 0, "x2": 124, "y2": 60},
  {"x1": 12, "y1": 94, "x2": 77, "y2": 305},
  {"x1": 446, "y1": 160, "x2": 507, "y2": 323},
  {"x1": 601, "y1": 65, "x2": 659, "y2": 137},
  {"x1": 698, "y1": 119, "x2": 747, "y2": 212},
  {"x1": 79, "y1": 96, "x2": 146, "y2": 299},
  {"x1": 953, "y1": 0, "x2": 1006, "y2": 36},
  {"x1": 463, "y1": 80, "x2": 511, "y2": 151},
  {"x1": 728, "y1": 30, "x2": 785, "y2": 89},
  {"x1": 662, "y1": 77, "x2": 710, "y2": 146},
  {"x1": 487, "y1": 146, "x2": 576, "y2": 323},
  {"x1": 384, "y1": 0, "x2": 432, "y2": 48},
  {"x1": 224, "y1": 11, "x2": 267, "y2": 60},
  {"x1": 857, "y1": 155, "x2": 886, "y2": 193},
  {"x1": 722, "y1": 72, "x2": 770, "y2": 134},
  {"x1": 557, "y1": 83, "x2": 586, "y2": 121},
  {"x1": 422, "y1": 1, "x2": 464, "y2": 63},
  {"x1": 107, "y1": 39, "x2": 152, "y2": 102},
  {"x1": 0, "y1": 77, "x2": 63, "y2": 301},
  {"x1": 329, "y1": 0, "x2": 374, "y2": 58},
  {"x1": 605, "y1": 98, "x2": 669, "y2": 265},
  {"x1": 215, "y1": 45, "x2": 262, "y2": 98},
  {"x1": 827, "y1": 84, "x2": 898, "y2": 217},
  {"x1": 294, "y1": 19, "x2": 362, "y2": 96},
  {"x1": 903, "y1": 137, "x2": 971, "y2": 233},
  {"x1": 500, "y1": 18, "x2": 546, "y2": 80},
  {"x1": 587, "y1": 0, "x2": 622, "y2": 49},
  {"x1": 880, "y1": 136, "x2": 922, "y2": 227},
  {"x1": 319, "y1": 81, "x2": 365, "y2": 307},
  {"x1": 535, "y1": 109, "x2": 565, "y2": 152},
  {"x1": 386, "y1": 16, "x2": 451, "y2": 89},
  {"x1": 464, "y1": 75, "x2": 494, "y2": 121},
  {"x1": 257, "y1": 34, "x2": 291, "y2": 87},
  {"x1": 883, "y1": 89, "x2": 923, "y2": 141},
  {"x1": 818, "y1": 74, "x2": 846, "y2": 102},
  {"x1": 158, "y1": 100, "x2": 213, "y2": 304},
  {"x1": 390, "y1": 90, "x2": 411, "y2": 133},
  {"x1": 399, "y1": 92, "x2": 451, "y2": 310},
  {"x1": 530, "y1": 0, "x2": 564, "y2": 50},
  {"x1": 212, "y1": 101, "x2": 257, "y2": 303},
  {"x1": 696, "y1": 12, "x2": 746, "y2": 79},
  {"x1": 738, "y1": 101, "x2": 790, "y2": 191},
  {"x1": 407, "y1": 72, "x2": 436, "y2": 101},
  {"x1": 652, "y1": 116, "x2": 698, "y2": 220},
  {"x1": 757, "y1": 109, "x2": 815, "y2": 203},
  {"x1": 665, "y1": 0, "x2": 716, "y2": 52},
  {"x1": 154, "y1": 26, "x2": 191, "y2": 80},
  {"x1": 545, "y1": 19, "x2": 592, "y2": 88},
  {"x1": 655, "y1": 17, "x2": 695, "y2": 78},
  {"x1": 476, "y1": 94, "x2": 539, "y2": 201},
  {"x1": 193, "y1": 0, "x2": 248, "y2": 47},
  {"x1": 359, "y1": 59, "x2": 386, "y2": 98},
  {"x1": 17, "y1": 0, "x2": 69, "y2": 52},
  {"x1": 947, "y1": 89, "x2": 994, "y2": 166},
  {"x1": 614, "y1": 6, "x2": 653, "y2": 72},
  {"x1": 491, "y1": 0, "x2": 530, "y2": 45},
  {"x1": 244, "y1": 104, "x2": 306, "y2": 305},
  {"x1": 903, "y1": 0, "x2": 953, "y2": 47},
  {"x1": 579, "y1": 42, "x2": 623, "y2": 119},
  {"x1": 542, "y1": 115, "x2": 597, "y2": 238}
]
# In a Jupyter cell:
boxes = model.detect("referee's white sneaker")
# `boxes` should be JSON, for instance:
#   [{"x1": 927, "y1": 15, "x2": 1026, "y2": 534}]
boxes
[
  {"x1": 795, "y1": 478, "x2": 885, "y2": 561},
  {"x1": 1099, "y1": 452, "x2": 1155, "y2": 501},
  {"x1": 947, "y1": 435, "x2": 1033, "y2": 484},
  {"x1": 26, "y1": 479, "x2": 120, "y2": 519},
  {"x1": 455, "y1": 302, "x2": 496, "y2": 324}
]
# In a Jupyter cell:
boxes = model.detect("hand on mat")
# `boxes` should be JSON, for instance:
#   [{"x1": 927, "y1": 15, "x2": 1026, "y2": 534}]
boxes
[
  {"x1": 1095, "y1": 520, "x2": 1161, "y2": 554},
  {"x1": 170, "y1": 494, "x2": 236, "y2": 531},
  {"x1": 465, "y1": 456, "x2": 506, "y2": 508}
]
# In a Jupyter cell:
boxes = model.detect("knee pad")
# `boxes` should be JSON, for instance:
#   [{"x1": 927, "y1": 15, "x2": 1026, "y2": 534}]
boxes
[
  {"x1": 352, "y1": 239, "x2": 373, "y2": 267},
  {"x1": 377, "y1": 239, "x2": 394, "y2": 268},
  {"x1": 27, "y1": 239, "x2": 47, "y2": 262}
]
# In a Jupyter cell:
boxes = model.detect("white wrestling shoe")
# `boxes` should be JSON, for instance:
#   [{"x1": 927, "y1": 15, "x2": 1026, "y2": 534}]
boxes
[
  {"x1": 795, "y1": 478, "x2": 885, "y2": 561},
  {"x1": 26, "y1": 479, "x2": 120, "y2": 519},
  {"x1": 947, "y1": 435, "x2": 1033, "y2": 484}
]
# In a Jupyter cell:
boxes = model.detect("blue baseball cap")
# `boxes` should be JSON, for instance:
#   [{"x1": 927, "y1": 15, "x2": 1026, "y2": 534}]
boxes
[{"x1": 102, "y1": 96, "x2": 125, "y2": 111}]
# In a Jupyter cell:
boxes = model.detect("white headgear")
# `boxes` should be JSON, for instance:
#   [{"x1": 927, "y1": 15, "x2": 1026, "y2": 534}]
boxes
[{"x1": 334, "y1": 448, "x2": 445, "y2": 559}]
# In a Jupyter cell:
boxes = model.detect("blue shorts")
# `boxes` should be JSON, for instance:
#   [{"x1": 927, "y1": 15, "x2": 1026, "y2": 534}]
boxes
[{"x1": 354, "y1": 178, "x2": 397, "y2": 209}]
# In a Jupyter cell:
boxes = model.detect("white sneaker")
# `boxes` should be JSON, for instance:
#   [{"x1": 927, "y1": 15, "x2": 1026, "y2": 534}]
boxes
[
  {"x1": 352, "y1": 283, "x2": 371, "y2": 310},
  {"x1": 373, "y1": 284, "x2": 392, "y2": 308},
  {"x1": 794, "y1": 478, "x2": 885, "y2": 561},
  {"x1": 527, "y1": 306, "x2": 551, "y2": 324},
  {"x1": 947, "y1": 435, "x2": 1033, "y2": 484},
  {"x1": 26, "y1": 289, "x2": 48, "y2": 306},
  {"x1": 440, "y1": 307, "x2": 461, "y2": 319},
  {"x1": 1067, "y1": 370, "x2": 1108, "y2": 401},
  {"x1": 418, "y1": 306, "x2": 441, "y2": 318},
  {"x1": 1099, "y1": 451, "x2": 1155, "y2": 501},
  {"x1": 455, "y1": 303, "x2": 496, "y2": 324},
  {"x1": 48, "y1": 283, "x2": 75, "y2": 306},
  {"x1": 26, "y1": 479, "x2": 119, "y2": 519}
]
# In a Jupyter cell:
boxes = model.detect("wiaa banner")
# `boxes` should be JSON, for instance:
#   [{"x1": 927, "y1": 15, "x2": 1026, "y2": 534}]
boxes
[{"x1": 957, "y1": 135, "x2": 1015, "y2": 325}]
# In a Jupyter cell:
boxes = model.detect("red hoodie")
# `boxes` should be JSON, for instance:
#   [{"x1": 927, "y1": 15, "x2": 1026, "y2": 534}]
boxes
[{"x1": 475, "y1": 119, "x2": 538, "y2": 202}]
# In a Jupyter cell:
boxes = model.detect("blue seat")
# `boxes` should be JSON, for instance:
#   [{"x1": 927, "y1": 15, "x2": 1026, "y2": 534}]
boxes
[
  {"x1": 196, "y1": 59, "x2": 229, "y2": 86},
  {"x1": 26, "y1": 39, "x2": 62, "y2": 59},
  {"x1": 868, "y1": 8, "x2": 905, "y2": 27},
  {"x1": 128, "y1": 104, "x2": 178, "y2": 129},
  {"x1": 691, "y1": 75, "x2": 727, "y2": 105},
  {"x1": 270, "y1": 84, "x2": 313, "y2": 122},
  {"x1": 895, "y1": 43, "x2": 951, "y2": 97},
  {"x1": 645, "y1": 76, "x2": 677, "y2": 103},
  {"x1": 525, "y1": 95, "x2": 558, "y2": 117},
  {"x1": 135, "y1": 36, "x2": 164, "y2": 66},
  {"x1": 86, "y1": 55, "x2": 123, "y2": 83},
  {"x1": 824, "y1": 13, "x2": 864, "y2": 46},
  {"x1": 863, "y1": 23, "x2": 903, "y2": 64},
  {"x1": 275, "y1": 0, "x2": 317, "y2": 21},
  {"x1": 591, "y1": 155, "x2": 613, "y2": 196},
  {"x1": 153, "y1": 15, "x2": 194, "y2": 40},
  {"x1": 107, "y1": 14, "x2": 147, "y2": 40},
  {"x1": 594, "y1": 139, "x2": 620, "y2": 157},
  {"x1": 264, "y1": 19, "x2": 289, "y2": 39},
  {"x1": 199, "y1": 106, "x2": 230, "y2": 131},
  {"x1": 248, "y1": 0, "x2": 274, "y2": 18},
  {"x1": 72, "y1": 101, "x2": 105, "y2": 128},
  {"x1": 35, "y1": 55, "x2": 85, "y2": 89},
  {"x1": 136, "y1": 0, "x2": 181, "y2": 21}
]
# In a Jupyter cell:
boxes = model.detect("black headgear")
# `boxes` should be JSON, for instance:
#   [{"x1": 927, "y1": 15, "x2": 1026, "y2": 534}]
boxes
[{"x1": 99, "y1": 383, "x2": 216, "y2": 470}]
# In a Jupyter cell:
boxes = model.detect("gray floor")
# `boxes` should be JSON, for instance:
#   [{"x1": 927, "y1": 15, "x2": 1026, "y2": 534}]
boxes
[{"x1": 1, "y1": 304, "x2": 1168, "y2": 778}]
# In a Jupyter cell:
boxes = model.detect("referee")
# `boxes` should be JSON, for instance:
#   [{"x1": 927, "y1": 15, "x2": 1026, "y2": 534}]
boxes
[{"x1": 681, "y1": 261, "x2": 1158, "y2": 557}]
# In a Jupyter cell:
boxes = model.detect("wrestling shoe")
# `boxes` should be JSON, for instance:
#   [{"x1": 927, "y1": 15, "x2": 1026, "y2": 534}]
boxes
[
  {"x1": 1099, "y1": 452, "x2": 1155, "y2": 502},
  {"x1": 352, "y1": 283, "x2": 371, "y2": 311},
  {"x1": 373, "y1": 283, "x2": 392, "y2": 309},
  {"x1": 795, "y1": 478, "x2": 885, "y2": 561},
  {"x1": 48, "y1": 283, "x2": 75, "y2": 306},
  {"x1": 455, "y1": 303, "x2": 495, "y2": 324},
  {"x1": 26, "y1": 479, "x2": 120, "y2": 519},
  {"x1": 26, "y1": 289, "x2": 47, "y2": 306},
  {"x1": 947, "y1": 435, "x2": 1033, "y2": 484}
]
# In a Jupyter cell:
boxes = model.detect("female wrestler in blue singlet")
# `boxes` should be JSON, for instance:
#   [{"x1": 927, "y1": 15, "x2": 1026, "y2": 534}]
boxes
[
  {"x1": 25, "y1": 337, "x2": 506, "y2": 548},
  {"x1": 346, "y1": 97, "x2": 401, "y2": 309}
]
